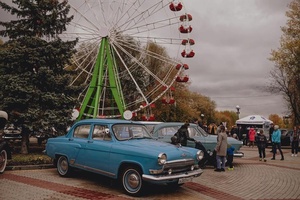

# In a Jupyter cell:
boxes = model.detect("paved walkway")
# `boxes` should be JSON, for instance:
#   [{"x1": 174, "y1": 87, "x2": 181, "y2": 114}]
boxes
[{"x1": 1, "y1": 146, "x2": 300, "y2": 200}]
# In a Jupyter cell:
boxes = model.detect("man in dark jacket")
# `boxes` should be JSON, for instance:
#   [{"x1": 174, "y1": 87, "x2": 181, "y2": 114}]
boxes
[{"x1": 176, "y1": 121, "x2": 195, "y2": 146}]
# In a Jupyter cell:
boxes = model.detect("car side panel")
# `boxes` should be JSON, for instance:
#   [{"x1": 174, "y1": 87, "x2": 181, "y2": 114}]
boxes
[
  {"x1": 80, "y1": 139, "x2": 113, "y2": 176},
  {"x1": 46, "y1": 138, "x2": 81, "y2": 164}
]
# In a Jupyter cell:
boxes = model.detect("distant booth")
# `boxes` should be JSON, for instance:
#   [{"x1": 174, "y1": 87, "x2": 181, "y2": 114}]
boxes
[{"x1": 236, "y1": 115, "x2": 273, "y2": 143}]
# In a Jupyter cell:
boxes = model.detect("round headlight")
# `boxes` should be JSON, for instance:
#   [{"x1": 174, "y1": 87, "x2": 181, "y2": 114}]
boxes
[
  {"x1": 158, "y1": 153, "x2": 167, "y2": 165},
  {"x1": 196, "y1": 150, "x2": 204, "y2": 161}
]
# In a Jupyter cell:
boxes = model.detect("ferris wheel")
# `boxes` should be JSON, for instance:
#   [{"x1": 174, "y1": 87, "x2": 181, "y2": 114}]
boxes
[{"x1": 64, "y1": 0, "x2": 195, "y2": 120}]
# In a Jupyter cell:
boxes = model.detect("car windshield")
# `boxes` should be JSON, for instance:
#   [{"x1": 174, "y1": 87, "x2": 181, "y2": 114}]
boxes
[
  {"x1": 155, "y1": 124, "x2": 209, "y2": 137},
  {"x1": 189, "y1": 125, "x2": 209, "y2": 137},
  {"x1": 113, "y1": 124, "x2": 152, "y2": 140}
]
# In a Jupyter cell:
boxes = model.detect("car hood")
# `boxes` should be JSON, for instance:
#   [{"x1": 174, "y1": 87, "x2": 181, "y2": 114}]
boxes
[
  {"x1": 193, "y1": 134, "x2": 241, "y2": 143},
  {"x1": 117, "y1": 139, "x2": 198, "y2": 160}
]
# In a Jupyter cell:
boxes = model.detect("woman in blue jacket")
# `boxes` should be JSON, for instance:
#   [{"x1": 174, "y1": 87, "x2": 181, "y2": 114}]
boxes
[{"x1": 271, "y1": 125, "x2": 284, "y2": 160}]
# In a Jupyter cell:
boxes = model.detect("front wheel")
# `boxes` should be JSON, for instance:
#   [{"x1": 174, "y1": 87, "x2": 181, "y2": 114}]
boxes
[
  {"x1": 0, "y1": 149, "x2": 8, "y2": 174},
  {"x1": 57, "y1": 156, "x2": 72, "y2": 177},
  {"x1": 121, "y1": 166, "x2": 144, "y2": 196}
]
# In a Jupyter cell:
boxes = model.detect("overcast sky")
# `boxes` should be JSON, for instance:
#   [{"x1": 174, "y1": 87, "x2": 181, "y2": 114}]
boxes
[
  {"x1": 0, "y1": 0, "x2": 293, "y2": 119},
  {"x1": 181, "y1": 0, "x2": 292, "y2": 118}
]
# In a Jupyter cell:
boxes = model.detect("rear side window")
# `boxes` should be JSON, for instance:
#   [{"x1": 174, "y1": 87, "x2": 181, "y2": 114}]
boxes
[
  {"x1": 92, "y1": 125, "x2": 111, "y2": 141},
  {"x1": 158, "y1": 127, "x2": 178, "y2": 136},
  {"x1": 73, "y1": 125, "x2": 91, "y2": 139}
]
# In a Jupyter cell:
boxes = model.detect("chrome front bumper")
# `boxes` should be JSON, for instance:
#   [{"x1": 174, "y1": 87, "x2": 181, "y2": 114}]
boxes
[{"x1": 142, "y1": 168, "x2": 203, "y2": 182}]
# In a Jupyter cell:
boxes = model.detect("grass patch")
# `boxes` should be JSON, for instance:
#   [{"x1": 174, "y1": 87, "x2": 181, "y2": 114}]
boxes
[
  {"x1": 5, "y1": 138, "x2": 53, "y2": 166},
  {"x1": 8, "y1": 153, "x2": 53, "y2": 166}
]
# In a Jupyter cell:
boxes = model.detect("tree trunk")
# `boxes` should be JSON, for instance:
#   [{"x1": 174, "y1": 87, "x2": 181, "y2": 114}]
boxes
[{"x1": 20, "y1": 130, "x2": 29, "y2": 154}]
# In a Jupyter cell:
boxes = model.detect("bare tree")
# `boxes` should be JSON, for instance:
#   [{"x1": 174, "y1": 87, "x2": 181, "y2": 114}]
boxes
[{"x1": 269, "y1": 0, "x2": 300, "y2": 125}]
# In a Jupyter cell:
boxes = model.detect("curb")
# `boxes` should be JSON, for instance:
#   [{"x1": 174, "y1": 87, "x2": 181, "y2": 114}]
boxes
[{"x1": 6, "y1": 164, "x2": 55, "y2": 171}]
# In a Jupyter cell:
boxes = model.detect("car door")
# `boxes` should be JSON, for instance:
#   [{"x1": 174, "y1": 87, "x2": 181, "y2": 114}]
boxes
[
  {"x1": 81, "y1": 124, "x2": 113, "y2": 176},
  {"x1": 70, "y1": 124, "x2": 92, "y2": 167}
]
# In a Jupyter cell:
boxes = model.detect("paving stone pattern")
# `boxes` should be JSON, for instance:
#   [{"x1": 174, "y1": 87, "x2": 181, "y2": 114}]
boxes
[{"x1": 1, "y1": 146, "x2": 300, "y2": 200}]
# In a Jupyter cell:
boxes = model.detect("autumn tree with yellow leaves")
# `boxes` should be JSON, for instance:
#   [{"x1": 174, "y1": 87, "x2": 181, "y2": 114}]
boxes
[{"x1": 269, "y1": 0, "x2": 300, "y2": 125}]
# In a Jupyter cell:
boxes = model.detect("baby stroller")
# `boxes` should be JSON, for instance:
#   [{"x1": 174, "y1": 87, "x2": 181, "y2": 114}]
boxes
[
  {"x1": 171, "y1": 135, "x2": 216, "y2": 168},
  {"x1": 195, "y1": 141, "x2": 216, "y2": 168}
]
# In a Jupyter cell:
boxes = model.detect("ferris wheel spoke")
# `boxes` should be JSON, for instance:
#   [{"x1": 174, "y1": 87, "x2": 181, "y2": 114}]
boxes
[
  {"x1": 116, "y1": 0, "x2": 168, "y2": 32},
  {"x1": 114, "y1": 36, "x2": 180, "y2": 66},
  {"x1": 69, "y1": 46, "x2": 100, "y2": 85},
  {"x1": 111, "y1": 43, "x2": 150, "y2": 104},
  {"x1": 132, "y1": 36, "x2": 182, "y2": 45},
  {"x1": 112, "y1": 38, "x2": 184, "y2": 107},
  {"x1": 70, "y1": 3, "x2": 102, "y2": 32},
  {"x1": 113, "y1": 41, "x2": 168, "y2": 86},
  {"x1": 114, "y1": 44, "x2": 181, "y2": 92},
  {"x1": 110, "y1": 0, "x2": 142, "y2": 29},
  {"x1": 121, "y1": 15, "x2": 180, "y2": 37},
  {"x1": 69, "y1": 21, "x2": 100, "y2": 36},
  {"x1": 73, "y1": 46, "x2": 97, "y2": 71},
  {"x1": 114, "y1": 44, "x2": 169, "y2": 107},
  {"x1": 83, "y1": 0, "x2": 105, "y2": 27}
]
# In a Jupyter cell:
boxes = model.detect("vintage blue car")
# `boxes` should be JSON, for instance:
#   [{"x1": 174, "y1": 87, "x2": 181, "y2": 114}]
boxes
[
  {"x1": 151, "y1": 122, "x2": 244, "y2": 157},
  {"x1": 45, "y1": 119, "x2": 204, "y2": 196}
]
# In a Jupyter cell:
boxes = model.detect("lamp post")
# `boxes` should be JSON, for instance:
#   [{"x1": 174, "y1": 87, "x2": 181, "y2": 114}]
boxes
[
  {"x1": 236, "y1": 105, "x2": 240, "y2": 119},
  {"x1": 235, "y1": 105, "x2": 241, "y2": 141},
  {"x1": 200, "y1": 114, "x2": 204, "y2": 121},
  {"x1": 200, "y1": 113, "x2": 206, "y2": 131}
]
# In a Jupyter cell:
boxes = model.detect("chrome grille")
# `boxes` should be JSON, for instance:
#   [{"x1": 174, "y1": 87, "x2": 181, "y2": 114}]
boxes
[{"x1": 163, "y1": 159, "x2": 195, "y2": 174}]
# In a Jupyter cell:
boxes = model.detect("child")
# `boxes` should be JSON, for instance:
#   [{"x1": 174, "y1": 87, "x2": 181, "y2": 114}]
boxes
[
  {"x1": 227, "y1": 143, "x2": 235, "y2": 170},
  {"x1": 255, "y1": 129, "x2": 267, "y2": 161}
]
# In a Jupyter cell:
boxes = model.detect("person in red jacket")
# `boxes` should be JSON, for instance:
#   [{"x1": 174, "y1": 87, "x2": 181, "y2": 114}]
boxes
[{"x1": 248, "y1": 126, "x2": 256, "y2": 148}]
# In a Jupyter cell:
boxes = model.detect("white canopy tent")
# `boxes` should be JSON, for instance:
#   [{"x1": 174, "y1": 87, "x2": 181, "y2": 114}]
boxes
[
  {"x1": 236, "y1": 115, "x2": 273, "y2": 126},
  {"x1": 236, "y1": 115, "x2": 273, "y2": 141}
]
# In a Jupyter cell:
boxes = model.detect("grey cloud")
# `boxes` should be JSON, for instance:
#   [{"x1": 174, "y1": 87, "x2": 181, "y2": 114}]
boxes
[{"x1": 184, "y1": 0, "x2": 292, "y2": 117}]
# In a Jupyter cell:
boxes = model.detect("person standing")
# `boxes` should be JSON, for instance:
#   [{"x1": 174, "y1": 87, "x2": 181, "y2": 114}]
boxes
[
  {"x1": 248, "y1": 126, "x2": 256, "y2": 148},
  {"x1": 176, "y1": 121, "x2": 195, "y2": 146},
  {"x1": 255, "y1": 130, "x2": 267, "y2": 162},
  {"x1": 271, "y1": 125, "x2": 284, "y2": 160},
  {"x1": 214, "y1": 125, "x2": 227, "y2": 172},
  {"x1": 290, "y1": 125, "x2": 300, "y2": 157},
  {"x1": 227, "y1": 143, "x2": 235, "y2": 170},
  {"x1": 230, "y1": 125, "x2": 237, "y2": 137},
  {"x1": 216, "y1": 122, "x2": 222, "y2": 134},
  {"x1": 269, "y1": 123, "x2": 274, "y2": 152}
]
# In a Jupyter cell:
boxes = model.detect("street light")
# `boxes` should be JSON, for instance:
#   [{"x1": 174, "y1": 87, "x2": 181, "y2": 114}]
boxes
[
  {"x1": 236, "y1": 105, "x2": 240, "y2": 119},
  {"x1": 200, "y1": 114, "x2": 204, "y2": 121},
  {"x1": 200, "y1": 113, "x2": 206, "y2": 131}
]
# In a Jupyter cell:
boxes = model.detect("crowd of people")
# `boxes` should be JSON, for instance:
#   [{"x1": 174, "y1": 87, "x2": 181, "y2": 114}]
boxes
[{"x1": 173, "y1": 119, "x2": 300, "y2": 173}]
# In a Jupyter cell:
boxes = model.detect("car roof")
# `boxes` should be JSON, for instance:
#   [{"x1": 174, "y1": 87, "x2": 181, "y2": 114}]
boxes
[
  {"x1": 136, "y1": 121, "x2": 163, "y2": 125},
  {"x1": 153, "y1": 122, "x2": 198, "y2": 129},
  {"x1": 75, "y1": 119, "x2": 144, "y2": 125}
]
